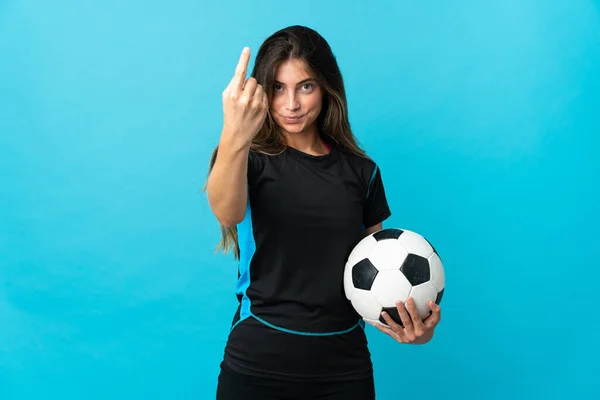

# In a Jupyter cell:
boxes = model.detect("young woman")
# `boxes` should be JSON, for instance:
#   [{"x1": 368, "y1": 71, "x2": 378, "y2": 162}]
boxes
[{"x1": 205, "y1": 25, "x2": 441, "y2": 400}]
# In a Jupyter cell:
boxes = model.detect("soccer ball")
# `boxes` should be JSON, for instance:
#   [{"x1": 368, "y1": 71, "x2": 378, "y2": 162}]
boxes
[{"x1": 343, "y1": 228, "x2": 445, "y2": 327}]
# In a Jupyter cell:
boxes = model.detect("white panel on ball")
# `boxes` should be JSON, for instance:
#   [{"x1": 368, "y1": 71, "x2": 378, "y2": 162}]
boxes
[
  {"x1": 409, "y1": 281, "x2": 439, "y2": 319},
  {"x1": 368, "y1": 240, "x2": 408, "y2": 271},
  {"x1": 350, "y1": 289, "x2": 382, "y2": 320},
  {"x1": 347, "y1": 235, "x2": 377, "y2": 266},
  {"x1": 428, "y1": 252, "x2": 445, "y2": 291},
  {"x1": 397, "y1": 230, "x2": 434, "y2": 258},
  {"x1": 343, "y1": 261, "x2": 354, "y2": 301},
  {"x1": 371, "y1": 270, "x2": 412, "y2": 308}
]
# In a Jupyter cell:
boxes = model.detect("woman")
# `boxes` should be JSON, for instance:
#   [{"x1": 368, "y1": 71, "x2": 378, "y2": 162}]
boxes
[{"x1": 205, "y1": 25, "x2": 441, "y2": 400}]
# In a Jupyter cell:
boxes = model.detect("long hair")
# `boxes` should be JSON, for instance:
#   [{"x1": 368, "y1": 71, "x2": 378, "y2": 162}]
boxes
[{"x1": 204, "y1": 25, "x2": 370, "y2": 260}]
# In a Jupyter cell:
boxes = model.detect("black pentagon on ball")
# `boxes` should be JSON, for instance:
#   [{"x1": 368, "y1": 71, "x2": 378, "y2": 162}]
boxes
[
  {"x1": 400, "y1": 254, "x2": 430, "y2": 286},
  {"x1": 373, "y1": 228, "x2": 403, "y2": 241},
  {"x1": 379, "y1": 307, "x2": 404, "y2": 327},
  {"x1": 352, "y1": 258, "x2": 378, "y2": 290},
  {"x1": 435, "y1": 288, "x2": 444, "y2": 305}
]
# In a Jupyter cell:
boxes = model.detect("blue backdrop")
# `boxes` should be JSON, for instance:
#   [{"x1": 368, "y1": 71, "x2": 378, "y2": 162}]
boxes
[{"x1": 1, "y1": 1, "x2": 599, "y2": 399}]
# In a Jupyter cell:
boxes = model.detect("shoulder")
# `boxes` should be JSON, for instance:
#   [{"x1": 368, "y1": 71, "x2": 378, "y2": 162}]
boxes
[
  {"x1": 335, "y1": 145, "x2": 380, "y2": 182},
  {"x1": 247, "y1": 147, "x2": 283, "y2": 180},
  {"x1": 248, "y1": 148, "x2": 273, "y2": 167},
  {"x1": 336, "y1": 145, "x2": 376, "y2": 166}
]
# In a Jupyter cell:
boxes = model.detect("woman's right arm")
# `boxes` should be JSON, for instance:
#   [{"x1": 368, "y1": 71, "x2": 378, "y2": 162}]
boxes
[
  {"x1": 206, "y1": 47, "x2": 268, "y2": 227},
  {"x1": 206, "y1": 132, "x2": 251, "y2": 227}
]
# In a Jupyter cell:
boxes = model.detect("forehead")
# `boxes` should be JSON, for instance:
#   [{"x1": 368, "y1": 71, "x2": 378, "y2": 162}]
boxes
[{"x1": 274, "y1": 58, "x2": 314, "y2": 83}]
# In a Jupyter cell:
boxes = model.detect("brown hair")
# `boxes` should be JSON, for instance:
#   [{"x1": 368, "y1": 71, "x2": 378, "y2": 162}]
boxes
[{"x1": 204, "y1": 25, "x2": 370, "y2": 259}]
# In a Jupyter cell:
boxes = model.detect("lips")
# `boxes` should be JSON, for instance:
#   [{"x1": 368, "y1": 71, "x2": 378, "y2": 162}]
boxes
[{"x1": 283, "y1": 115, "x2": 304, "y2": 123}]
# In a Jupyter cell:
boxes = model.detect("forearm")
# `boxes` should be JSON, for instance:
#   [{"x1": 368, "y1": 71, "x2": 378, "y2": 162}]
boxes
[{"x1": 206, "y1": 132, "x2": 251, "y2": 227}]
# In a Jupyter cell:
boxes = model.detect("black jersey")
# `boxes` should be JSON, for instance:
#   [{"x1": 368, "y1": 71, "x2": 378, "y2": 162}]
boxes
[{"x1": 219, "y1": 143, "x2": 392, "y2": 381}]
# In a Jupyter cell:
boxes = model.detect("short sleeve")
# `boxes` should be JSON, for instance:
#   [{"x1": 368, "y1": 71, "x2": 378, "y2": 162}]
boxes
[
  {"x1": 363, "y1": 164, "x2": 392, "y2": 228},
  {"x1": 247, "y1": 149, "x2": 263, "y2": 185}
]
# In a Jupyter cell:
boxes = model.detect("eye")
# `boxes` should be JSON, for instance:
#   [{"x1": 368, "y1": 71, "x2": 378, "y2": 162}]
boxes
[
  {"x1": 273, "y1": 84, "x2": 283, "y2": 92},
  {"x1": 302, "y1": 83, "x2": 314, "y2": 91}
]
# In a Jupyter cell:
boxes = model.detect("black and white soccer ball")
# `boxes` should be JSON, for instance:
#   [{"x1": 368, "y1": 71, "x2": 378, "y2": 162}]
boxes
[{"x1": 344, "y1": 228, "x2": 445, "y2": 327}]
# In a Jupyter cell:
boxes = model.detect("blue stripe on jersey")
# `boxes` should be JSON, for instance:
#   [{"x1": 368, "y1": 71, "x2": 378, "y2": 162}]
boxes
[
  {"x1": 361, "y1": 164, "x2": 379, "y2": 231},
  {"x1": 366, "y1": 164, "x2": 378, "y2": 199},
  {"x1": 233, "y1": 198, "x2": 255, "y2": 330},
  {"x1": 234, "y1": 194, "x2": 364, "y2": 336}
]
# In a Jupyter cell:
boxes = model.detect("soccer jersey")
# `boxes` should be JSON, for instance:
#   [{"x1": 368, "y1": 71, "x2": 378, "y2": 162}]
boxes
[{"x1": 220, "y1": 143, "x2": 392, "y2": 381}]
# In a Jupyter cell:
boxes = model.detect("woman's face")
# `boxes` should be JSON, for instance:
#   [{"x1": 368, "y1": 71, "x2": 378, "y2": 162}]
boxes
[{"x1": 270, "y1": 58, "x2": 323, "y2": 137}]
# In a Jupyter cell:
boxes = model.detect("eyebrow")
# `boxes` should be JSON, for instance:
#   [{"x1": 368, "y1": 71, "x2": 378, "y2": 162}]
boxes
[{"x1": 274, "y1": 78, "x2": 316, "y2": 86}]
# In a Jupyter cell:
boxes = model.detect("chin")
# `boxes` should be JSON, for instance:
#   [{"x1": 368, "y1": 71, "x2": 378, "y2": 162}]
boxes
[{"x1": 283, "y1": 125, "x2": 305, "y2": 133}]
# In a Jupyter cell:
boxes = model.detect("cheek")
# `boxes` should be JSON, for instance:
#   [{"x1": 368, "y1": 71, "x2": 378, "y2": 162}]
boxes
[
  {"x1": 269, "y1": 98, "x2": 282, "y2": 116},
  {"x1": 306, "y1": 96, "x2": 322, "y2": 115}
]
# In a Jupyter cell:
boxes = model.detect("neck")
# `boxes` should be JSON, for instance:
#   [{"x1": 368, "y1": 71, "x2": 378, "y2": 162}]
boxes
[{"x1": 284, "y1": 127, "x2": 329, "y2": 156}]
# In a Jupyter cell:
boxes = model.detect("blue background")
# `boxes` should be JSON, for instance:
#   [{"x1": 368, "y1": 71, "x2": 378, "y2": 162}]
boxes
[{"x1": 1, "y1": 0, "x2": 599, "y2": 399}]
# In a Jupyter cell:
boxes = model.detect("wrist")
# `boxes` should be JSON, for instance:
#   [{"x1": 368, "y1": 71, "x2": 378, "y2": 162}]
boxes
[{"x1": 219, "y1": 130, "x2": 252, "y2": 153}]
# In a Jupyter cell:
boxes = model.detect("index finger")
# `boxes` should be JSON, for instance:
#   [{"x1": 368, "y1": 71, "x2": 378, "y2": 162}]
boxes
[{"x1": 232, "y1": 47, "x2": 251, "y2": 89}]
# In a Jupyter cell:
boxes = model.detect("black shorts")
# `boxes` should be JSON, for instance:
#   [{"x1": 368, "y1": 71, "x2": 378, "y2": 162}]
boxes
[{"x1": 216, "y1": 362, "x2": 376, "y2": 400}]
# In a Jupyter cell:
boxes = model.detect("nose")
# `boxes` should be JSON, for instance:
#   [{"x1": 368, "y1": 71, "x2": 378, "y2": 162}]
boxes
[{"x1": 285, "y1": 92, "x2": 300, "y2": 111}]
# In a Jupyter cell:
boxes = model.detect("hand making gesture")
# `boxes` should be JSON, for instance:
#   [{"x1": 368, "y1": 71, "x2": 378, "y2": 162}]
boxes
[{"x1": 221, "y1": 47, "x2": 269, "y2": 144}]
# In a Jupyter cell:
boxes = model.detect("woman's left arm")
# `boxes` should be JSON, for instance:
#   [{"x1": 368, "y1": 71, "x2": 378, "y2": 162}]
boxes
[{"x1": 363, "y1": 222, "x2": 383, "y2": 237}]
